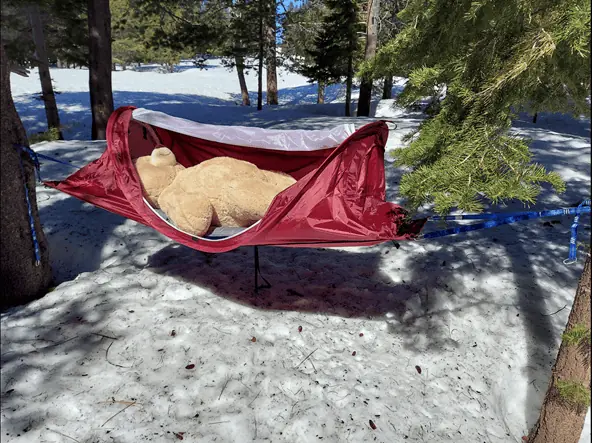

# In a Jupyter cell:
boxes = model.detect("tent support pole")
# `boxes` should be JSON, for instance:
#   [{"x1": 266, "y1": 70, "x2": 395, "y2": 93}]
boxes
[{"x1": 253, "y1": 246, "x2": 271, "y2": 295}]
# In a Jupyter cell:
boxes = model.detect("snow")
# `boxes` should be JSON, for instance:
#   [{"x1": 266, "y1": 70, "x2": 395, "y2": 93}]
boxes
[{"x1": 2, "y1": 60, "x2": 591, "y2": 443}]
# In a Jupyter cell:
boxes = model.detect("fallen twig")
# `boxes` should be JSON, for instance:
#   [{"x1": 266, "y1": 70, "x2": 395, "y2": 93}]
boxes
[
  {"x1": 105, "y1": 342, "x2": 132, "y2": 369},
  {"x1": 99, "y1": 399, "x2": 138, "y2": 406},
  {"x1": 45, "y1": 335, "x2": 78, "y2": 349},
  {"x1": 219, "y1": 376, "x2": 231, "y2": 400},
  {"x1": 248, "y1": 390, "x2": 261, "y2": 407},
  {"x1": 542, "y1": 304, "x2": 567, "y2": 316},
  {"x1": 92, "y1": 332, "x2": 119, "y2": 340},
  {"x1": 101, "y1": 401, "x2": 137, "y2": 427},
  {"x1": 46, "y1": 427, "x2": 81, "y2": 442},
  {"x1": 295, "y1": 349, "x2": 318, "y2": 369},
  {"x1": 208, "y1": 421, "x2": 230, "y2": 425},
  {"x1": 212, "y1": 326, "x2": 231, "y2": 335}
]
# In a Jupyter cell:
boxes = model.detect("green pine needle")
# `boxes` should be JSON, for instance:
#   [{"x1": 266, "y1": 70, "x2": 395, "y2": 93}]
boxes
[
  {"x1": 556, "y1": 379, "x2": 591, "y2": 408},
  {"x1": 562, "y1": 324, "x2": 592, "y2": 346}
]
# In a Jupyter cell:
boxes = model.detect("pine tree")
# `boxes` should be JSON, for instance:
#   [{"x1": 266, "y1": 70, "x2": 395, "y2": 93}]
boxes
[
  {"x1": 45, "y1": 0, "x2": 88, "y2": 67},
  {"x1": 360, "y1": 0, "x2": 590, "y2": 214},
  {"x1": 302, "y1": 0, "x2": 362, "y2": 115},
  {"x1": 361, "y1": 2, "x2": 591, "y2": 441},
  {"x1": 127, "y1": 0, "x2": 223, "y2": 72},
  {"x1": 1, "y1": 0, "x2": 88, "y2": 69},
  {"x1": 281, "y1": 0, "x2": 328, "y2": 102},
  {"x1": 111, "y1": 0, "x2": 150, "y2": 69},
  {"x1": 219, "y1": 0, "x2": 260, "y2": 105}
]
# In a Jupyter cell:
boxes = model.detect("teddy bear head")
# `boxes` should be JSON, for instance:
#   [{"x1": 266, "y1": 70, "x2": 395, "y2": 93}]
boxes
[{"x1": 133, "y1": 146, "x2": 185, "y2": 208}]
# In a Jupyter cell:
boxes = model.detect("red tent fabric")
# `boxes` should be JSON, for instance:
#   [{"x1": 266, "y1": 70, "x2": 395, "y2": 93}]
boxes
[{"x1": 44, "y1": 106, "x2": 426, "y2": 253}]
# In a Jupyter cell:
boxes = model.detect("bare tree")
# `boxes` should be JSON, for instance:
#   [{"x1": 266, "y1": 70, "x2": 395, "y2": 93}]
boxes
[
  {"x1": 1, "y1": 43, "x2": 52, "y2": 310},
  {"x1": 382, "y1": 76, "x2": 393, "y2": 99},
  {"x1": 235, "y1": 55, "x2": 251, "y2": 106},
  {"x1": 28, "y1": 4, "x2": 63, "y2": 139},
  {"x1": 87, "y1": 0, "x2": 114, "y2": 140},
  {"x1": 357, "y1": 0, "x2": 380, "y2": 116},
  {"x1": 266, "y1": 3, "x2": 278, "y2": 106},
  {"x1": 317, "y1": 80, "x2": 325, "y2": 104},
  {"x1": 257, "y1": 0, "x2": 264, "y2": 111}
]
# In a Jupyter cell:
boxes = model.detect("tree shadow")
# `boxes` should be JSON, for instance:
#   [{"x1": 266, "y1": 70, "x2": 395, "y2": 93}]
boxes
[
  {"x1": 31, "y1": 140, "x2": 171, "y2": 285},
  {"x1": 386, "y1": 112, "x2": 591, "y2": 436},
  {"x1": 1, "y1": 156, "x2": 171, "y2": 437},
  {"x1": 7, "y1": 81, "x2": 589, "y2": 439},
  {"x1": 146, "y1": 244, "x2": 418, "y2": 320},
  {"x1": 0, "y1": 270, "x2": 128, "y2": 438},
  {"x1": 16, "y1": 90, "x2": 374, "y2": 141}
]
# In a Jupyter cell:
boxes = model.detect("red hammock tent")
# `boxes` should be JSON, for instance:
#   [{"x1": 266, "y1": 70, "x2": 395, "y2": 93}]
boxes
[{"x1": 44, "y1": 106, "x2": 426, "y2": 253}]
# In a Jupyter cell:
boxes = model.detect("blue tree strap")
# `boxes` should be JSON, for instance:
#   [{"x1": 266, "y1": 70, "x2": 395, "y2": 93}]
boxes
[
  {"x1": 15, "y1": 149, "x2": 42, "y2": 266},
  {"x1": 420, "y1": 205, "x2": 590, "y2": 240},
  {"x1": 13, "y1": 144, "x2": 42, "y2": 181},
  {"x1": 563, "y1": 199, "x2": 591, "y2": 265},
  {"x1": 428, "y1": 202, "x2": 590, "y2": 222},
  {"x1": 13, "y1": 143, "x2": 80, "y2": 182}
]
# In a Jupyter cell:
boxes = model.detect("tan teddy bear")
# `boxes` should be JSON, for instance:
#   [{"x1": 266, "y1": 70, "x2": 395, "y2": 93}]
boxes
[
  {"x1": 134, "y1": 147, "x2": 296, "y2": 237},
  {"x1": 133, "y1": 146, "x2": 185, "y2": 208}
]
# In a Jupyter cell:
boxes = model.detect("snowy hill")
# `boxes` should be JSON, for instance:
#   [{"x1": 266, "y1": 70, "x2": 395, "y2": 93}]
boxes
[{"x1": 2, "y1": 59, "x2": 590, "y2": 443}]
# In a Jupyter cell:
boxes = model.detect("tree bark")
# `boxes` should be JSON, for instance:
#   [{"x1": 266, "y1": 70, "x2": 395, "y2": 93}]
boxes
[
  {"x1": 28, "y1": 4, "x2": 63, "y2": 140},
  {"x1": 87, "y1": 0, "x2": 114, "y2": 140},
  {"x1": 382, "y1": 76, "x2": 393, "y2": 99},
  {"x1": 1, "y1": 45, "x2": 53, "y2": 310},
  {"x1": 266, "y1": 5, "x2": 278, "y2": 106},
  {"x1": 257, "y1": 0, "x2": 264, "y2": 111},
  {"x1": 529, "y1": 255, "x2": 591, "y2": 443},
  {"x1": 357, "y1": 0, "x2": 380, "y2": 117},
  {"x1": 235, "y1": 55, "x2": 250, "y2": 106},
  {"x1": 266, "y1": 27, "x2": 278, "y2": 105},
  {"x1": 345, "y1": 54, "x2": 353, "y2": 117},
  {"x1": 317, "y1": 81, "x2": 325, "y2": 104}
]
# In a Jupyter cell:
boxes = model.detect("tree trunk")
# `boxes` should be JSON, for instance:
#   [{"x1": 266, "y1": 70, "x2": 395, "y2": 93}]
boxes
[
  {"x1": 357, "y1": 0, "x2": 380, "y2": 117},
  {"x1": 257, "y1": 0, "x2": 264, "y2": 111},
  {"x1": 382, "y1": 76, "x2": 393, "y2": 99},
  {"x1": 317, "y1": 81, "x2": 325, "y2": 104},
  {"x1": 87, "y1": 0, "x2": 114, "y2": 140},
  {"x1": 235, "y1": 56, "x2": 251, "y2": 106},
  {"x1": 266, "y1": 11, "x2": 278, "y2": 106},
  {"x1": 345, "y1": 54, "x2": 353, "y2": 117},
  {"x1": 1, "y1": 45, "x2": 53, "y2": 310},
  {"x1": 529, "y1": 255, "x2": 591, "y2": 443},
  {"x1": 28, "y1": 4, "x2": 63, "y2": 140}
]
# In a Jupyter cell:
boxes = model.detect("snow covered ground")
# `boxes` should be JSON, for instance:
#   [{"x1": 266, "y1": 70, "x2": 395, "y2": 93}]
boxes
[{"x1": 2, "y1": 60, "x2": 590, "y2": 443}]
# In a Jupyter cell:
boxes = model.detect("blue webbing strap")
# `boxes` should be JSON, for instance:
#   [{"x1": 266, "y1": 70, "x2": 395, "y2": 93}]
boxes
[
  {"x1": 12, "y1": 143, "x2": 81, "y2": 266},
  {"x1": 420, "y1": 203, "x2": 591, "y2": 264},
  {"x1": 13, "y1": 143, "x2": 79, "y2": 182},
  {"x1": 564, "y1": 199, "x2": 591, "y2": 265},
  {"x1": 13, "y1": 146, "x2": 41, "y2": 266}
]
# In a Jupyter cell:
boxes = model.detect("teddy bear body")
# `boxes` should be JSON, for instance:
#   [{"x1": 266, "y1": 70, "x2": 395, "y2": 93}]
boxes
[{"x1": 135, "y1": 147, "x2": 297, "y2": 237}]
